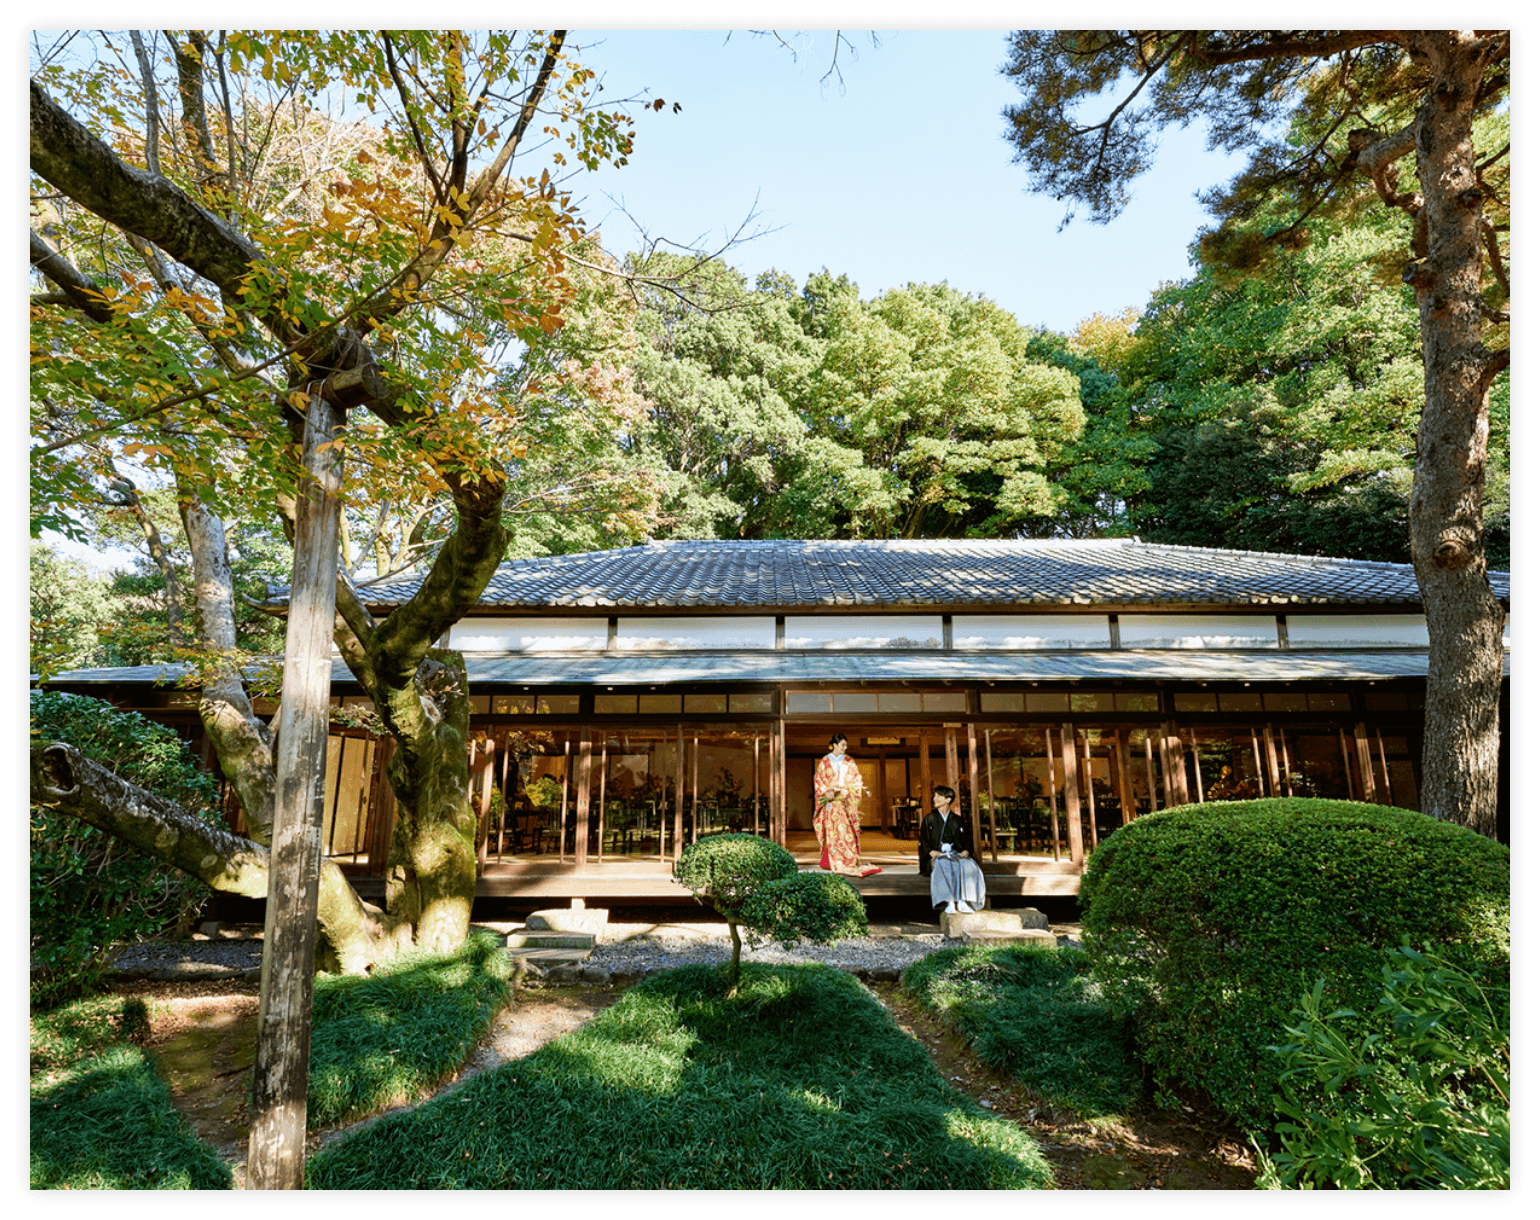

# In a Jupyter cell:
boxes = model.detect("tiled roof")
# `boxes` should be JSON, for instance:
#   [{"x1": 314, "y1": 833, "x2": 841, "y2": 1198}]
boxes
[
  {"x1": 350, "y1": 538, "x2": 1508, "y2": 611},
  {"x1": 44, "y1": 648, "x2": 1486, "y2": 690}
]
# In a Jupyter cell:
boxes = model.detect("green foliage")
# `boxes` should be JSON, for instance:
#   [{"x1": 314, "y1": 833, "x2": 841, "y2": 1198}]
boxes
[
  {"x1": 672, "y1": 832, "x2": 799, "y2": 917},
  {"x1": 306, "y1": 930, "x2": 512, "y2": 1128},
  {"x1": 902, "y1": 945, "x2": 1142, "y2": 1119},
  {"x1": 1258, "y1": 943, "x2": 1508, "y2": 1190},
  {"x1": 306, "y1": 962, "x2": 1054, "y2": 1189},
  {"x1": 29, "y1": 542, "x2": 113, "y2": 678},
  {"x1": 523, "y1": 774, "x2": 565, "y2": 809},
  {"x1": 30, "y1": 993, "x2": 233, "y2": 1189},
  {"x1": 738, "y1": 871, "x2": 869, "y2": 949},
  {"x1": 30, "y1": 691, "x2": 220, "y2": 1007},
  {"x1": 1080, "y1": 799, "x2": 1510, "y2": 1126}
]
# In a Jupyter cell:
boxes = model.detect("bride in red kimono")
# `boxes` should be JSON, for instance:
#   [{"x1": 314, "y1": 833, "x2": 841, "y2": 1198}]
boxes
[{"x1": 813, "y1": 733, "x2": 882, "y2": 878}]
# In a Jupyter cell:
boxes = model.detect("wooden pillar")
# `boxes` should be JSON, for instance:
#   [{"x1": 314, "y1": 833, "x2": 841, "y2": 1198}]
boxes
[
  {"x1": 1187, "y1": 732, "x2": 1205, "y2": 803},
  {"x1": 1142, "y1": 731, "x2": 1157, "y2": 813},
  {"x1": 1354, "y1": 723, "x2": 1380, "y2": 803},
  {"x1": 1162, "y1": 721, "x2": 1190, "y2": 806},
  {"x1": 1377, "y1": 728, "x2": 1393, "y2": 805},
  {"x1": 775, "y1": 719, "x2": 787, "y2": 846},
  {"x1": 984, "y1": 729, "x2": 999, "y2": 862},
  {"x1": 673, "y1": 724, "x2": 685, "y2": 863},
  {"x1": 1252, "y1": 728, "x2": 1269, "y2": 797},
  {"x1": 574, "y1": 731, "x2": 592, "y2": 868},
  {"x1": 1339, "y1": 728, "x2": 1358, "y2": 800},
  {"x1": 1114, "y1": 729, "x2": 1135, "y2": 824},
  {"x1": 691, "y1": 733, "x2": 700, "y2": 843},
  {"x1": 965, "y1": 724, "x2": 982, "y2": 862},
  {"x1": 919, "y1": 735, "x2": 934, "y2": 807},
  {"x1": 1059, "y1": 723, "x2": 1084, "y2": 865},
  {"x1": 877, "y1": 748, "x2": 889, "y2": 830},
  {"x1": 753, "y1": 736, "x2": 761, "y2": 837},
  {"x1": 944, "y1": 728, "x2": 960, "y2": 794},
  {"x1": 1262, "y1": 723, "x2": 1287, "y2": 801},
  {"x1": 1082, "y1": 731, "x2": 1099, "y2": 849},
  {"x1": 1045, "y1": 727, "x2": 1062, "y2": 861},
  {"x1": 558, "y1": 739, "x2": 571, "y2": 863},
  {"x1": 596, "y1": 741, "x2": 608, "y2": 861},
  {"x1": 497, "y1": 735, "x2": 512, "y2": 864},
  {"x1": 1277, "y1": 727, "x2": 1296, "y2": 797}
]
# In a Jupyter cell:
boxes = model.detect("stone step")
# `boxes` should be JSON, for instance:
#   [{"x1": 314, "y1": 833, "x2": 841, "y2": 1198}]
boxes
[
  {"x1": 940, "y1": 909, "x2": 1027, "y2": 938},
  {"x1": 503, "y1": 945, "x2": 594, "y2": 967},
  {"x1": 959, "y1": 928, "x2": 1058, "y2": 949},
  {"x1": 526, "y1": 908, "x2": 610, "y2": 940},
  {"x1": 503, "y1": 931, "x2": 596, "y2": 951}
]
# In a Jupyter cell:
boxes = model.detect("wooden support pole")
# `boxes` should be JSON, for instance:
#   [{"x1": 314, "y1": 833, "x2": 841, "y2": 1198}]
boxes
[
  {"x1": 1060, "y1": 723, "x2": 1084, "y2": 865},
  {"x1": 1354, "y1": 722, "x2": 1380, "y2": 803},
  {"x1": 497, "y1": 736, "x2": 511, "y2": 863},
  {"x1": 1045, "y1": 727, "x2": 1062, "y2": 861},
  {"x1": 1114, "y1": 729, "x2": 1135, "y2": 825},
  {"x1": 944, "y1": 728, "x2": 960, "y2": 795},
  {"x1": 1252, "y1": 728, "x2": 1269, "y2": 797},
  {"x1": 574, "y1": 732, "x2": 592, "y2": 867},
  {"x1": 877, "y1": 748, "x2": 889, "y2": 830},
  {"x1": 1278, "y1": 727, "x2": 1295, "y2": 797},
  {"x1": 966, "y1": 723, "x2": 982, "y2": 863},
  {"x1": 1187, "y1": 732, "x2": 1205, "y2": 803},
  {"x1": 984, "y1": 729, "x2": 998, "y2": 862},
  {"x1": 596, "y1": 742, "x2": 608, "y2": 861},
  {"x1": 558, "y1": 740, "x2": 570, "y2": 863},
  {"x1": 673, "y1": 724, "x2": 685, "y2": 863},
  {"x1": 1339, "y1": 728, "x2": 1358, "y2": 800},
  {"x1": 248, "y1": 394, "x2": 342, "y2": 1191},
  {"x1": 775, "y1": 720, "x2": 786, "y2": 846},
  {"x1": 690, "y1": 733, "x2": 700, "y2": 843},
  {"x1": 1143, "y1": 731, "x2": 1157, "y2": 812},
  {"x1": 919, "y1": 735, "x2": 934, "y2": 809},
  {"x1": 1082, "y1": 731, "x2": 1099, "y2": 849},
  {"x1": 753, "y1": 736, "x2": 761, "y2": 837},
  {"x1": 474, "y1": 737, "x2": 494, "y2": 876},
  {"x1": 1377, "y1": 728, "x2": 1393, "y2": 804}
]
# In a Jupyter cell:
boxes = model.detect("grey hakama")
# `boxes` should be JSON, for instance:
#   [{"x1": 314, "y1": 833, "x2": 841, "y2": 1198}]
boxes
[{"x1": 929, "y1": 850, "x2": 986, "y2": 913}]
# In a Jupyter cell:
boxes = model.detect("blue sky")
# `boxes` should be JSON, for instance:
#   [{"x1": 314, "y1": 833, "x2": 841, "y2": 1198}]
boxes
[{"x1": 563, "y1": 28, "x2": 1248, "y2": 334}]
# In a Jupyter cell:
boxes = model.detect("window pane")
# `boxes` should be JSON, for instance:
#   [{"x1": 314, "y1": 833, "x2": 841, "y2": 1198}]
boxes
[
  {"x1": 683, "y1": 694, "x2": 728, "y2": 715},
  {"x1": 594, "y1": 695, "x2": 637, "y2": 715},
  {"x1": 922, "y1": 692, "x2": 968, "y2": 713},
  {"x1": 878, "y1": 692, "x2": 923, "y2": 713},
  {"x1": 980, "y1": 692, "x2": 1025, "y2": 713},
  {"x1": 1024, "y1": 692, "x2": 1069, "y2": 713},
  {"x1": 1070, "y1": 692, "x2": 1114, "y2": 712},
  {"x1": 787, "y1": 692, "x2": 832, "y2": 713},
  {"x1": 537, "y1": 695, "x2": 581, "y2": 715},
  {"x1": 637, "y1": 694, "x2": 682, "y2": 715},
  {"x1": 493, "y1": 695, "x2": 535, "y2": 714},
  {"x1": 1263, "y1": 692, "x2": 1309, "y2": 712},
  {"x1": 729, "y1": 692, "x2": 775, "y2": 713},
  {"x1": 832, "y1": 693, "x2": 878, "y2": 713},
  {"x1": 1114, "y1": 692, "x2": 1159, "y2": 712},
  {"x1": 1174, "y1": 692, "x2": 1218, "y2": 712},
  {"x1": 1217, "y1": 692, "x2": 1263, "y2": 712}
]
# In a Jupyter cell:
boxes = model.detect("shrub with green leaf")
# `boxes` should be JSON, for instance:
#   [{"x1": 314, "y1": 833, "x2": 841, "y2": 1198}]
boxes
[
  {"x1": 1080, "y1": 798, "x2": 1509, "y2": 1126},
  {"x1": 30, "y1": 691, "x2": 221, "y2": 1007},
  {"x1": 674, "y1": 834, "x2": 866, "y2": 987},
  {"x1": 1259, "y1": 942, "x2": 1509, "y2": 1189}
]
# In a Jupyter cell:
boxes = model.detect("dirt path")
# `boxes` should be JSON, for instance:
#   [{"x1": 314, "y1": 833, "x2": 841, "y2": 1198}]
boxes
[{"x1": 124, "y1": 973, "x2": 1255, "y2": 1189}]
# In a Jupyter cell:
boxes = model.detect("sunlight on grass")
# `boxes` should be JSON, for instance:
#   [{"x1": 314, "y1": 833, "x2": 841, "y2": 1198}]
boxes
[{"x1": 307, "y1": 961, "x2": 1054, "y2": 1189}]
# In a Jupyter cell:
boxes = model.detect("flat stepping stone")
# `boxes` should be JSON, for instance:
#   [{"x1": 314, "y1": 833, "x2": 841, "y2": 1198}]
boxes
[
  {"x1": 503, "y1": 931, "x2": 596, "y2": 950},
  {"x1": 503, "y1": 946, "x2": 593, "y2": 967},
  {"x1": 958, "y1": 928, "x2": 1058, "y2": 948},
  {"x1": 941, "y1": 910, "x2": 1028, "y2": 938},
  {"x1": 526, "y1": 909, "x2": 610, "y2": 940}
]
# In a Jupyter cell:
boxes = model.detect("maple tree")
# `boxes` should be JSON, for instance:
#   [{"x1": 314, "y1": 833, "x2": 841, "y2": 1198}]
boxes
[{"x1": 30, "y1": 30, "x2": 652, "y2": 966}]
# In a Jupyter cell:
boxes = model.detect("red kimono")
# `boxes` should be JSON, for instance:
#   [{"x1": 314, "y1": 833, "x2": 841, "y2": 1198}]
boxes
[{"x1": 813, "y1": 752, "x2": 864, "y2": 873}]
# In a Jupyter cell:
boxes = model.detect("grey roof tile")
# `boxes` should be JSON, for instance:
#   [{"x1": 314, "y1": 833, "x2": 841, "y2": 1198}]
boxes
[{"x1": 351, "y1": 538, "x2": 1507, "y2": 611}]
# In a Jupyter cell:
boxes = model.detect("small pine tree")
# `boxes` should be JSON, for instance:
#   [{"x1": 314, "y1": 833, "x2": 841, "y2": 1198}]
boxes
[{"x1": 673, "y1": 834, "x2": 867, "y2": 989}]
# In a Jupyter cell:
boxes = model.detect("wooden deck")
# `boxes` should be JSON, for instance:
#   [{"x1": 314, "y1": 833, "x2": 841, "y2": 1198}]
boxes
[{"x1": 347, "y1": 828, "x2": 1084, "y2": 903}]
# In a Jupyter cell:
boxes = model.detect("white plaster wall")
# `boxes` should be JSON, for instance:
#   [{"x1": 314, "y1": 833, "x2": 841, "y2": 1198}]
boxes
[
  {"x1": 616, "y1": 616, "x2": 777, "y2": 650},
  {"x1": 1286, "y1": 614, "x2": 1430, "y2": 648},
  {"x1": 784, "y1": 615, "x2": 943, "y2": 649},
  {"x1": 1119, "y1": 614, "x2": 1280, "y2": 649},
  {"x1": 954, "y1": 614, "x2": 1111, "y2": 649},
  {"x1": 449, "y1": 616, "x2": 607, "y2": 651}
]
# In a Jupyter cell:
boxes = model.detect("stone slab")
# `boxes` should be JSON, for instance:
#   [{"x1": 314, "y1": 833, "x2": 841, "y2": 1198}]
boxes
[
  {"x1": 959, "y1": 928, "x2": 1057, "y2": 949},
  {"x1": 941, "y1": 909, "x2": 1026, "y2": 938},
  {"x1": 503, "y1": 945, "x2": 593, "y2": 966},
  {"x1": 504, "y1": 931, "x2": 595, "y2": 950},
  {"x1": 526, "y1": 908, "x2": 610, "y2": 940}
]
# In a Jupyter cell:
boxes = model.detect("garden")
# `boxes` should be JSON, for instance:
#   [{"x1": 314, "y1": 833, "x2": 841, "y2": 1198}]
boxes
[{"x1": 31, "y1": 703, "x2": 1510, "y2": 1189}]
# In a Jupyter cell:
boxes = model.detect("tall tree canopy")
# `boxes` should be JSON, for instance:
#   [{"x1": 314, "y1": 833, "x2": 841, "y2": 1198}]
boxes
[
  {"x1": 1002, "y1": 30, "x2": 1510, "y2": 837},
  {"x1": 29, "y1": 30, "x2": 652, "y2": 966}
]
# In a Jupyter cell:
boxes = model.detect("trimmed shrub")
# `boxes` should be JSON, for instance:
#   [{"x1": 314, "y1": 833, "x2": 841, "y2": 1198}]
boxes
[
  {"x1": 672, "y1": 832, "x2": 798, "y2": 915},
  {"x1": 1080, "y1": 798, "x2": 1509, "y2": 1126},
  {"x1": 30, "y1": 691, "x2": 221, "y2": 1007},
  {"x1": 739, "y1": 871, "x2": 869, "y2": 949}
]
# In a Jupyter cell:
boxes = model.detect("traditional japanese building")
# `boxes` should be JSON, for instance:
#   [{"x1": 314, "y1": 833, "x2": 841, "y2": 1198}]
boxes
[{"x1": 45, "y1": 538, "x2": 1511, "y2": 904}]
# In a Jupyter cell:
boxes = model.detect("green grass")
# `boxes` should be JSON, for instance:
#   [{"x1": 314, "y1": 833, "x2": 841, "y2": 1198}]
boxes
[
  {"x1": 902, "y1": 945, "x2": 1143, "y2": 1119},
  {"x1": 306, "y1": 962, "x2": 1055, "y2": 1189},
  {"x1": 306, "y1": 929, "x2": 512, "y2": 1128},
  {"x1": 30, "y1": 994, "x2": 234, "y2": 1190}
]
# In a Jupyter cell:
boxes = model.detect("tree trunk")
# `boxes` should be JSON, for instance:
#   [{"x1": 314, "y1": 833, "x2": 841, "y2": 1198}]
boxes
[
  {"x1": 248, "y1": 393, "x2": 343, "y2": 1190},
  {"x1": 1405, "y1": 33, "x2": 1507, "y2": 838}
]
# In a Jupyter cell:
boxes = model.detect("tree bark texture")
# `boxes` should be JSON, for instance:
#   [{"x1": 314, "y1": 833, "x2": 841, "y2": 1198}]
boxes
[
  {"x1": 247, "y1": 394, "x2": 345, "y2": 1190},
  {"x1": 1403, "y1": 32, "x2": 1507, "y2": 838}
]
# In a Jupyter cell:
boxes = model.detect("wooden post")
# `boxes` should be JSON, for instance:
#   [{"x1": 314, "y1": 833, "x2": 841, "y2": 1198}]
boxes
[
  {"x1": 474, "y1": 737, "x2": 494, "y2": 876},
  {"x1": 984, "y1": 729, "x2": 998, "y2": 862},
  {"x1": 1377, "y1": 728, "x2": 1393, "y2": 804},
  {"x1": 247, "y1": 394, "x2": 342, "y2": 1191},
  {"x1": 1354, "y1": 723, "x2": 1380, "y2": 803},
  {"x1": 1059, "y1": 723, "x2": 1084, "y2": 865},
  {"x1": 1339, "y1": 728, "x2": 1358, "y2": 800},
  {"x1": 966, "y1": 723, "x2": 982, "y2": 863},
  {"x1": 673, "y1": 724, "x2": 685, "y2": 863},
  {"x1": 497, "y1": 736, "x2": 511, "y2": 863},
  {"x1": 877, "y1": 748, "x2": 889, "y2": 830},
  {"x1": 1252, "y1": 728, "x2": 1269, "y2": 797},
  {"x1": 1045, "y1": 727, "x2": 1062, "y2": 861},
  {"x1": 1114, "y1": 729, "x2": 1135, "y2": 824},
  {"x1": 1143, "y1": 731, "x2": 1157, "y2": 812},
  {"x1": 558, "y1": 739, "x2": 570, "y2": 862},
  {"x1": 753, "y1": 736, "x2": 761, "y2": 837},
  {"x1": 1187, "y1": 732, "x2": 1205, "y2": 803},
  {"x1": 574, "y1": 732, "x2": 592, "y2": 867},
  {"x1": 596, "y1": 741, "x2": 607, "y2": 861},
  {"x1": 1082, "y1": 731, "x2": 1099, "y2": 849},
  {"x1": 774, "y1": 719, "x2": 786, "y2": 846},
  {"x1": 1275, "y1": 726, "x2": 1295, "y2": 797},
  {"x1": 944, "y1": 728, "x2": 960, "y2": 795}
]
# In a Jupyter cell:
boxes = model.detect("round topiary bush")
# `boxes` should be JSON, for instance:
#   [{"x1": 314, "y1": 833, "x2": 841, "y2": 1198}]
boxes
[
  {"x1": 673, "y1": 833, "x2": 799, "y2": 915},
  {"x1": 1079, "y1": 798, "x2": 1509, "y2": 1126},
  {"x1": 739, "y1": 871, "x2": 869, "y2": 949},
  {"x1": 30, "y1": 691, "x2": 222, "y2": 1006}
]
